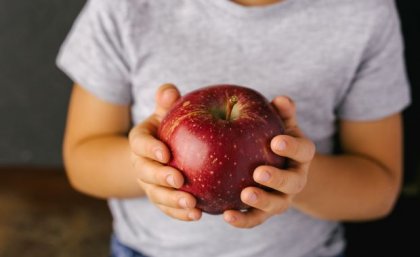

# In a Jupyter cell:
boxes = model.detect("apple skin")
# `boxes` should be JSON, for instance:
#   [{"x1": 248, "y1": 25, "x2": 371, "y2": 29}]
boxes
[{"x1": 157, "y1": 84, "x2": 286, "y2": 214}]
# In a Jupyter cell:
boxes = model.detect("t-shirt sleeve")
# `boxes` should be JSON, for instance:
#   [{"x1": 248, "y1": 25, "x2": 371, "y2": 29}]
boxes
[
  {"x1": 337, "y1": 1, "x2": 411, "y2": 121},
  {"x1": 56, "y1": 0, "x2": 131, "y2": 105}
]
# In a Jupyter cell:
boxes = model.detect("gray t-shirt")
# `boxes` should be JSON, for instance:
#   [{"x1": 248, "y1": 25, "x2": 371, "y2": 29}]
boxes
[{"x1": 56, "y1": 0, "x2": 411, "y2": 256}]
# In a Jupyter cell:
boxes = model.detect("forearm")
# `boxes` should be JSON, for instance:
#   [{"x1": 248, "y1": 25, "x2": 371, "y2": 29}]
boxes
[
  {"x1": 64, "y1": 135, "x2": 145, "y2": 199},
  {"x1": 292, "y1": 153, "x2": 401, "y2": 221}
]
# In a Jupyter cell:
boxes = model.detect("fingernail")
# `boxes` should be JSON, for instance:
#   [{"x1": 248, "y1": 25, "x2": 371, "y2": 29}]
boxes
[
  {"x1": 224, "y1": 215, "x2": 236, "y2": 223},
  {"x1": 179, "y1": 198, "x2": 188, "y2": 208},
  {"x1": 154, "y1": 149, "x2": 163, "y2": 162},
  {"x1": 166, "y1": 175, "x2": 176, "y2": 187},
  {"x1": 188, "y1": 212, "x2": 199, "y2": 221},
  {"x1": 247, "y1": 192, "x2": 257, "y2": 203},
  {"x1": 278, "y1": 140, "x2": 287, "y2": 151},
  {"x1": 258, "y1": 170, "x2": 271, "y2": 182},
  {"x1": 136, "y1": 178, "x2": 142, "y2": 186},
  {"x1": 163, "y1": 88, "x2": 178, "y2": 102}
]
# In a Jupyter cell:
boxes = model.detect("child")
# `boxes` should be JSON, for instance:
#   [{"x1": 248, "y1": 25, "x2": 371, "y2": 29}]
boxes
[{"x1": 57, "y1": 0, "x2": 411, "y2": 256}]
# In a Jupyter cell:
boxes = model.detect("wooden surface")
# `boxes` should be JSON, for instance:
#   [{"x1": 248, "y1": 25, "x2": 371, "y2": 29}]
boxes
[
  {"x1": 0, "y1": 167, "x2": 418, "y2": 257},
  {"x1": 0, "y1": 168, "x2": 112, "y2": 257}
]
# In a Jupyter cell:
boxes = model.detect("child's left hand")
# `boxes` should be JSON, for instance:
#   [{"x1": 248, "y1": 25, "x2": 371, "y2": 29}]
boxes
[{"x1": 223, "y1": 96, "x2": 316, "y2": 228}]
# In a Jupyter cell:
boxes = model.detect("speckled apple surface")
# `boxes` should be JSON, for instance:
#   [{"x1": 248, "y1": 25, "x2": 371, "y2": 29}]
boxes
[{"x1": 158, "y1": 85, "x2": 286, "y2": 214}]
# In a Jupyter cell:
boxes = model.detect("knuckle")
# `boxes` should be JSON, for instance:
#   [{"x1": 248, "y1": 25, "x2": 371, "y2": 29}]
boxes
[
  {"x1": 286, "y1": 173, "x2": 304, "y2": 194},
  {"x1": 274, "y1": 200, "x2": 289, "y2": 215},
  {"x1": 261, "y1": 194, "x2": 282, "y2": 214},
  {"x1": 293, "y1": 182, "x2": 303, "y2": 194},
  {"x1": 147, "y1": 185, "x2": 159, "y2": 200},
  {"x1": 129, "y1": 134, "x2": 142, "y2": 153},
  {"x1": 139, "y1": 163, "x2": 155, "y2": 184},
  {"x1": 155, "y1": 168, "x2": 165, "y2": 185},
  {"x1": 259, "y1": 215, "x2": 267, "y2": 225},
  {"x1": 258, "y1": 193, "x2": 272, "y2": 212},
  {"x1": 133, "y1": 157, "x2": 145, "y2": 171},
  {"x1": 285, "y1": 95, "x2": 296, "y2": 107},
  {"x1": 132, "y1": 155, "x2": 139, "y2": 167},
  {"x1": 144, "y1": 188, "x2": 156, "y2": 203},
  {"x1": 243, "y1": 219, "x2": 256, "y2": 229},
  {"x1": 285, "y1": 125, "x2": 299, "y2": 136},
  {"x1": 294, "y1": 176, "x2": 307, "y2": 193},
  {"x1": 288, "y1": 137, "x2": 300, "y2": 157},
  {"x1": 168, "y1": 210, "x2": 189, "y2": 221},
  {"x1": 245, "y1": 223, "x2": 257, "y2": 229},
  {"x1": 301, "y1": 139, "x2": 316, "y2": 162},
  {"x1": 308, "y1": 141, "x2": 316, "y2": 159},
  {"x1": 242, "y1": 213, "x2": 266, "y2": 229},
  {"x1": 128, "y1": 127, "x2": 137, "y2": 144},
  {"x1": 159, "y1": 205, "x2": 176, "y2": 218},
  {"x1": 139, "y1": 179, "x2": 149, "y2": 191},
  {"x1": 157, "y1": 190, "x2": 175, "y2": 208},
  {"x1": 275, "y1": 173, "x2": 288, "y2": 190},
  {"x1": 130, "y1": 152, "x2": 138, "y2": 166}
]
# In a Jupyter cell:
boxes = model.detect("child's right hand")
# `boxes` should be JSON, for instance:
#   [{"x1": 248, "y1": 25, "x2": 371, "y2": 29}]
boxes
[{"x1": 129, "y1": 84, "x2": 202, "y2": 221}]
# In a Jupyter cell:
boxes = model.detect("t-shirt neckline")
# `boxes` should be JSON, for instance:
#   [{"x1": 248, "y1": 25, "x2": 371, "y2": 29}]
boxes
[{"x1": 202, "y1": 0, "x2": 296, "y2": 19}]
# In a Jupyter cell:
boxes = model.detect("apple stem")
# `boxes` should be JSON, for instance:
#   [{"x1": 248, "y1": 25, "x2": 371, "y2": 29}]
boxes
[{"x1": 226, "y1": 95, "x2": 238, "y2": 121}]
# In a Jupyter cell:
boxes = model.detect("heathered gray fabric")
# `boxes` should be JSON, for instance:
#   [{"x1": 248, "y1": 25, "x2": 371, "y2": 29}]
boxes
[{"x1": 56, "y1": 0, "x2": 411, "y2": 256}]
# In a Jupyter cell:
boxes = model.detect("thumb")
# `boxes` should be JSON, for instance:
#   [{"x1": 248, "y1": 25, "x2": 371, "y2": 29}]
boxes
[
  {"x1": 272, "y1": 96, "x2": 303, "y2": 137},
  {"x1": 155, "y1": 83, "x2": 181, "y2": 120}
]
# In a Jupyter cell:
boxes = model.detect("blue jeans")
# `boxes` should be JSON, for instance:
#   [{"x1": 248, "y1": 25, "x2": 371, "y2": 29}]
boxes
[
  {"x1": 110, "y1": 235, "x2": 148, "y2": 257},
  {"x1": 110, "y1": 234, "x2": 345, "y2": 257}
]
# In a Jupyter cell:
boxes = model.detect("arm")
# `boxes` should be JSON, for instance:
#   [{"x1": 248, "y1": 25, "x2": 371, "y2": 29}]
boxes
[
  {"x1": 64, "y1": 83, "x2": 202, "y2": 221},
  {"x1": 63, "y1": 84, "x2": 143, "y2": 199},
  {"x1": 293, "y1": 113, "x2": 403, "y2": 221},
  {"x1": 224, "y1": 97, "x2": 403, "y2": 228}
]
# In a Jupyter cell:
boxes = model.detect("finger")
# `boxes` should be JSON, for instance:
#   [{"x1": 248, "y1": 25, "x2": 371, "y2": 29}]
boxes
[
  {"x1": 135, "y1": 158, "x2": 184, "y2": 189},
  {"x1": 223, "y1": 208, "x2": 269, "y2": 229},
  {"x1": 157, "y1": 204, "x2": 202, "y2": 222},
  {"x1": 155, "y1": 83, "x2": 181, "y2": 120},
  {"x1": 271, "y1": 96, "x2": 302, "y2": 137},
  {"x1": 129, "y1": 121, "x2": 170, "y2": 163},
  {"x1": 140, "y1": 182, "x2": 197, "y2": 209},
  {"x1": 271, "y1": 135, "x2": 316, "y2": 163},
  {"x1": 240, "y1": 187, "x2": 291, "y2": 214},
  {"x1": 254, "y1": 166, "x2": 307, "y2": 194}
]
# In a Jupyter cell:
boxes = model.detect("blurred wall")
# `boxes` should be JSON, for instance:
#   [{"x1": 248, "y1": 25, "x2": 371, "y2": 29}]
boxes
[
  {"x1": 397, "y1": 1, "x2": 420, "y2": 186},
  {"x1": 0, "y1": 0, "x2": 85, "y2": 166},
  {"x1": 0, "y1": 0, "x2": 418, "y2": 182}
]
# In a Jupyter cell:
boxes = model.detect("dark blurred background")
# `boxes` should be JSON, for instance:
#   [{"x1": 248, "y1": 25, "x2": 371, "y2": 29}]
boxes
[{"x1": 0, "y1": 0, "x2": 418, "y2": 256}]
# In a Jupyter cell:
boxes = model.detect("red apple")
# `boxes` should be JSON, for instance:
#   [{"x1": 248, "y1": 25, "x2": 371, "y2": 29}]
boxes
[{"x1": 157, "y1": 84, "x2": 286, "y2": 214}]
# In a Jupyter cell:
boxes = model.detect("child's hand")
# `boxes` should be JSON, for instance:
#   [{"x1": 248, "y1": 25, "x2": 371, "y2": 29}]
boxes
[
  {"x1": 129, "y1": 84, "x2": 202, "y2": 221},
  {"x1": 223, "y1": 96, "x2": 316, "y2": 228}
]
